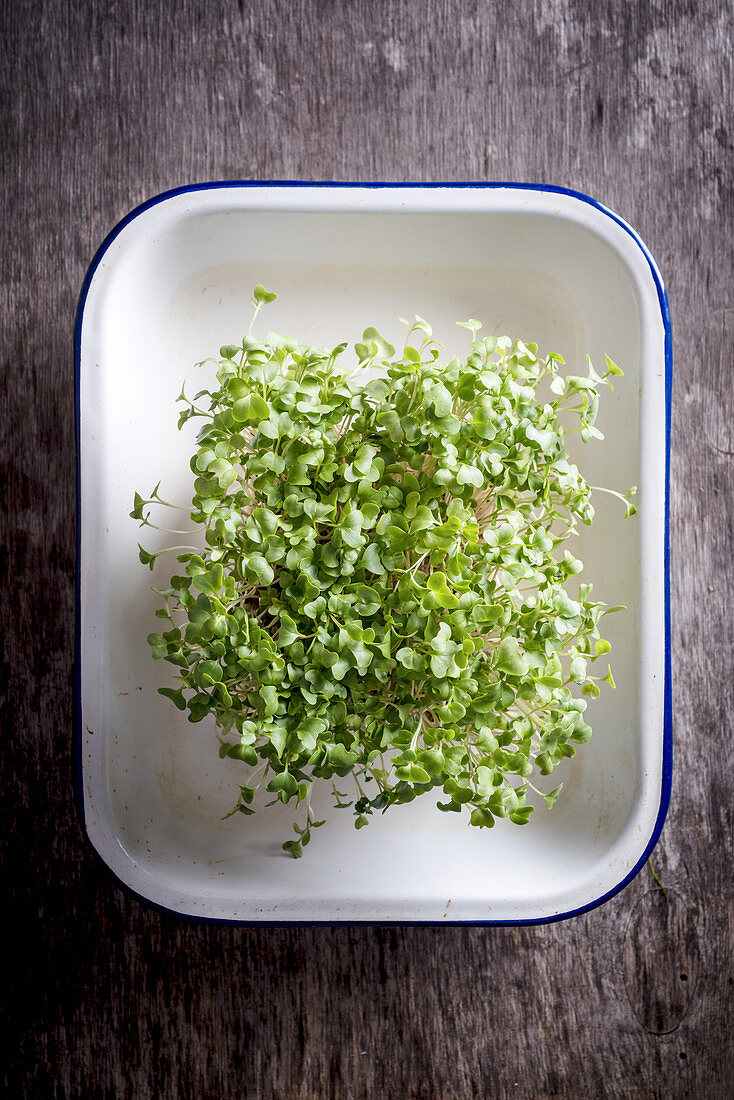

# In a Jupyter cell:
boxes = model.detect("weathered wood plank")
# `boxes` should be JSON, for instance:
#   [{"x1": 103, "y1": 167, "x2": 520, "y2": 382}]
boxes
[{"x1": 2, "y1": 0, "x2": 732, "y2": 1097}]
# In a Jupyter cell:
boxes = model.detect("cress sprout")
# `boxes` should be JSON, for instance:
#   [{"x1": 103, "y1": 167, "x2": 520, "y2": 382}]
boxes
[{"x1": 133, "y1": 286, "x2": 635, "y2": 857}]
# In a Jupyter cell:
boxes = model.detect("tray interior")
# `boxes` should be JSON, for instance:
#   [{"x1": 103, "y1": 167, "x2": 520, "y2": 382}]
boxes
[{"x1": 79, "y1": 192, "x2": 665, "y2": 921}]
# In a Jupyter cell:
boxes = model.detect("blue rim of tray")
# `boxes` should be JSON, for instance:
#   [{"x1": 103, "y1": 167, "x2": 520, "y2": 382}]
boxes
[{"x1": 74, "y1": 180, "x2": 673, "y2": 926}]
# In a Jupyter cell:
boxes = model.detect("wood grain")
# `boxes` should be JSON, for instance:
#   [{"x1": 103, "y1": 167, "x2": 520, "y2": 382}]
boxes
[{"x1": 2, "y1": 0, "x2": 733, "y2": 1096}]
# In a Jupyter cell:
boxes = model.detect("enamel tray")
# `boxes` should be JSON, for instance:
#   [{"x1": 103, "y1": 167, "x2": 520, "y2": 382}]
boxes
[{"x1": 75, "y1": 183, "x2": 671, "y2": 923}]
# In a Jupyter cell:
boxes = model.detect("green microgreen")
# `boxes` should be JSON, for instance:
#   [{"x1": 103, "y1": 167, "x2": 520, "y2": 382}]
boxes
[{"x1": 135, "y1": 288, "x2": 635, "y2": 856}]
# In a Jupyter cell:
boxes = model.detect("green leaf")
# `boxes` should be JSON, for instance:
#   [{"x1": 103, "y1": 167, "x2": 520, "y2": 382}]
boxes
[
  {"x1": 525, "y1": 424, "x2": 557, "y2": 451},
  {"x1": 544, "y1": 784, "x2": 563, "y2": 810},
  {"x1": 138, "y1": 544, "x2": 156, "y2": 570},
  {"x1": 456, "y1": 464, "x2": 484, "y2": 488},
  {"x1": 329, "y1": 744, "x2": 358, "y2": 771},
  {"x1": 361, "y1": 544, "x2": 384, "y2": 575},
  {"x1": 396, "y1": 647, "x2": 423, "y2": 673},
  {"x1": 267, "y1": 771, "x2": 298, "y2": 798},
  {"x1": 494, "y1": 636, "x2": 529, "y2": 678},
  {"x1": 362, "y1": 326, "x2": 396, "y2": 359},
  {"x1": 130, "y1": 491, "x2": 146, "y2": 520},
  {"x1": 253, "y1": 284, "x2": 278, "y2": 305},
  {"x1": 457, "y1": 319, "x2": 483, "y2": 336},
  {"x1": 509, "y1": 806, "x2": 534, "y2": 825},
  {"x1": 232, "y1": 393, "x2": 270, "y2": 423},
  {"x1": 426, "y1": 572, "x2": 459, "y2": 609},
  {"x1": 194, "y1": 563, "x2": 224, "y2": 594},
  {"x1": 270, "y1": 727, "x2": 288, "y2": 759},
  {"x1": 227, "y1": 743, "x2": 258, "y2": 765},
  {"x1": 279, "y1": 613, "x2": 301, "y2": 647},
  {"x1": 470, "y1": 805, "x2": 495, "y2": 828},
  {"x1": 430, "y1": 653, "x2": 453, "y2": 678},
  {"x1": 158, "y1": 686, "x2": 186, "y2": 710},
  {"x1": 196, "y1": 660, "x2": 223, "y2": 685},
  {"x1": 247, "y1": 554, "x2": 275, "y2": 585}
]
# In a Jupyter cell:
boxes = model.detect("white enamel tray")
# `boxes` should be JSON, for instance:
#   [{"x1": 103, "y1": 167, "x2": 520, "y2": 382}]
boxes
[{"x1": 75, "y1": 183, "x2": 671, "y2": 923}]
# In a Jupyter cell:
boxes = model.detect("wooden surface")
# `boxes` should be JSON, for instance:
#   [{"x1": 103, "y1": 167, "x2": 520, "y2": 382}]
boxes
[{"x1": 2, "y1": 1, "x2": 733, "y2": 1096}]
